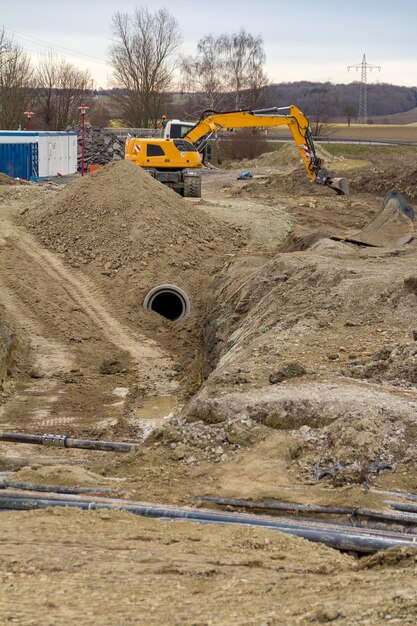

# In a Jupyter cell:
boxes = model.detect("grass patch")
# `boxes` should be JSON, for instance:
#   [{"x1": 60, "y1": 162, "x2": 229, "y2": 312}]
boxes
[
  {"x1": 331, "y1": 159, "x2": 371, "y2": 173},
  {"x1": 322, "y1": 144, "x2": 417, "y2": 158}
]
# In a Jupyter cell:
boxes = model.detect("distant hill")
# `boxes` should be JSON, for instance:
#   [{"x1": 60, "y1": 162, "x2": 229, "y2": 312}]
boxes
[
  {"x1": 262, "y1": 82, "x2": 417, "y2": 121},
  {"x1": 94, "y1": 82, "x2": 417, "y2": 125}
]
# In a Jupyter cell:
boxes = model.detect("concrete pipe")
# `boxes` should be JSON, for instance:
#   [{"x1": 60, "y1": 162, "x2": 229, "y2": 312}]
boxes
[{"x1": 143, "y1": 284, "x2": 191, "y2": 321}]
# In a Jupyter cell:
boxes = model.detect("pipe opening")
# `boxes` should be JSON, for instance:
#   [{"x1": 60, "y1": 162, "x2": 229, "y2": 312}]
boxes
[{"x1": 143, "y1": 284, "x2": 191, "y2": 321}]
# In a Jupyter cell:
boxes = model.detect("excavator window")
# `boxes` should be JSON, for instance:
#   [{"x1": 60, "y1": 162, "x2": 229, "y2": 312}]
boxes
[
  {"x1": 147, "y1": 144, "x2": 166, "y2": 157},
  {"x1": 173, "y1": 140, "x2": 198, "y2": 152},
  {"x1": 169, "y1": 123, "x2": 195, "y2": 139}
]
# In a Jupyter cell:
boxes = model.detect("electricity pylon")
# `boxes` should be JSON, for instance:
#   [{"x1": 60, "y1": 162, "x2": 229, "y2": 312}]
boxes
[{"x1": 347, "y1": 54, "x2": 381, "y2": 123}]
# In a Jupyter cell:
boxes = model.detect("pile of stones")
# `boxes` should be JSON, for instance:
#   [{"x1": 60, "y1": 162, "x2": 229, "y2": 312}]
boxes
[{"x1": 68, "y1": 125, "x2": 125, "y2": 171}]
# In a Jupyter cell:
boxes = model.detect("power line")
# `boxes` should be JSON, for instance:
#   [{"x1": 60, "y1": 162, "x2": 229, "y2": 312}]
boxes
[
  {"x1": 2, "y1": 0, "x2": 118, "y2": 43},
  {"x1": 347, "y1": 54, "x2": 381, "y2": 123},
  {"x1": 3, "y1": 25, "x2": 111, "y2": 67}
]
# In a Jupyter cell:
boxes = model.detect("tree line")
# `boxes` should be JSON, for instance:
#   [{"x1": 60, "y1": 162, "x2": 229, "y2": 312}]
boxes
[
  {"x1": 1, "y1": 7, "x2": 416, "y2": 131},
  {"x1": 0, "y1": 7, "x2": 267, "y2": 130}
]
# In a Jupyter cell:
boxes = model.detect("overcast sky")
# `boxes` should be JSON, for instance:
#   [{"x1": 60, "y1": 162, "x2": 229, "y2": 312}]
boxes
[{"x1": 2, "y1": 0, "x2": 417, "y2": 90}]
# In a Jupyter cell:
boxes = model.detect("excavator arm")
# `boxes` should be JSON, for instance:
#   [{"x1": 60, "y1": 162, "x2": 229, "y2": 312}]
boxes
[{"x1": 184, "y1": 105, "x2": 348, "y2": 195}]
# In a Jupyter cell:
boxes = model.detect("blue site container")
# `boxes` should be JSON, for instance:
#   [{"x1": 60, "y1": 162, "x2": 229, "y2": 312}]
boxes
[{"x1": 0, "y1": 143, "x2": 39, "y2": 179}]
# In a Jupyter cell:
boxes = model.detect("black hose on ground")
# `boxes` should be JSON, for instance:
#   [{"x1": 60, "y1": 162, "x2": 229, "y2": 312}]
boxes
[
  {"x1": 197, "y1": 495, "x2": 354, "y2": 516},
  {"x1": 372, "y1": 489, "x2": 417, "y2": 502},
  {"x1": 386, "y1": 500, "x2": 417, "y2": 514},
  {"x1": 0, "y1": 481, "x2": 114, "y2": 495},
  {"x1": 197, "y1": 495, "x2": 417, "y2": 526},
  {"x1": 2, "y1": 493, "x2": 417, "y2": 554},
  {"x1": 0, "y1": 432, "x2": 136, "y2": 453},
  {"x1": 0, "y1": 455, "x2": 90, "y2": 469}
]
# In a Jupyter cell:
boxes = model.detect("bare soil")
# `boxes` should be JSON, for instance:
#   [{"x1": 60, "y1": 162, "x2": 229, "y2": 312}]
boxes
[{"x1": 2, "y1": 151, "x2": 417, "y2": 624}]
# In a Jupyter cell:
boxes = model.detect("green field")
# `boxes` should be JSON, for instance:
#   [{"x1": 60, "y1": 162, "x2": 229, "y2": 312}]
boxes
[{"x1": 323, "y1": 143, "x2": 417, "y2": 157}]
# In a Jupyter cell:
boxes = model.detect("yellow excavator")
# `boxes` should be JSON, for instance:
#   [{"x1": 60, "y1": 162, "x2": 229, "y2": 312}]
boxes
[
  {"x1": 125, "y1": 105, "x2": 414, "y2": 247},
  {"x1": 125, "y1": 105, "x2": 347, "y2": 197}
]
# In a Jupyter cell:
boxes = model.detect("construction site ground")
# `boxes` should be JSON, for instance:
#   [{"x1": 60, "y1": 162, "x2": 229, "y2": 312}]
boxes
[{"x1": 2, "y1": 145, "x2": 417, "y2": 624}]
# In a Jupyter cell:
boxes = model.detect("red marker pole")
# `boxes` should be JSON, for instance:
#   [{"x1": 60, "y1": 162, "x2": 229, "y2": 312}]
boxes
[
  {"x1": 24, "y1": 110, "x2": 34, "y2": 130},
  {"x1": 78, "y1": 104, "x2": 89, "y2": 176}
]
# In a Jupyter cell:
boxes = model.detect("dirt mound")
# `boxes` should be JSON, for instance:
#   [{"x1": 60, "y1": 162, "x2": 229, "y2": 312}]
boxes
[
  {"x1": 14, "y1": 464, "x2": 110, "y2": 487},
  {"x1": 233, "y1": 142, "x2": 341, "y2": 170},
  {"x1": 231, "y1": 168, "x2": 339, "y2": 199},
  {"x1": 351, "y1": 156, "x2": 417, "y2": 201},
  {"x1": 24, "y1": 160, "x2": 241, "y2": 270},
  {"x1": 0, "y1": 172, "x2": 26, "y2": 185},
  {"x1": 228, "y1": 171, "x2": 390, "y2": 241},
  {"x1": 21, "y1": 161, "x2": 244, "y2": 393},
  {"x1": 182, "y1": 381, "x2": 417, "y2": 474},
  {"x1": 172, "y1": 235, "x2": 417, "y2": 475}
]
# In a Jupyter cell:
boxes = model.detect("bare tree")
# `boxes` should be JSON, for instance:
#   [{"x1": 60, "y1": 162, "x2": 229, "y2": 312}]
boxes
[
  {"x1": 35, "y1": 51, "x2": 93, "y2": 130},
  {"x1": 181, "y1": 35, "x2": 228, "y2": 114},
  {"x1": 219, "y1": 29, "x2": 268, "y2": 109},
  {"x1": 181, "y1": 29, "x2": 268, "y2": 114},
  {"x1": 0, "y1": 29, "x2": 33, "y2": 129},
  {"x1": 110, "y1": 8, "x2": 181, "y2": 128},
  {"x1": 343, "y1": 104, "x2": 356, "y2": 127},
  {"x1": 308, "y1": 83, "x2": 334, "y2": 136}
]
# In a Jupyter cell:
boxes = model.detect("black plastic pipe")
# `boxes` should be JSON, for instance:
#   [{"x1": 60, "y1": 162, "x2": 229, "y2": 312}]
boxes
[
  {"x1": 0, "y1": 455, "x2": 90, "y2": 469},
  {"x1": 2, "y1": 494, "x2": 417, "y2": 554},
  {"x1": 0, "y1": 481, "x2": 114, "y2": 495},
  {"x1": 197, "y1": 495, "x2": 417, "y2": 526},
  {"x1": 4, "y1": 488, "x2": 417, "y2": 529},
  {"x1": 372, "y1": 489, "x2": 417, "y2": 502},
  {"x1": 198, "y1": 496, "x2": 354, "y2": 516},
  {"x1": 1, "y1": 488, "x2": 140, "y2": 507},
  {"x1": 386, "y1": 500, "x2": 417, "y2": 514},
  {"x1": 0, "y1": 432, "x2": 136, "y2": 453}
]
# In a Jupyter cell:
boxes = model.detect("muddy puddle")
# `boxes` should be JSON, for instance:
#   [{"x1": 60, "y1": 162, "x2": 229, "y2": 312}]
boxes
[{"x1": 134, "y1": 395, "x2": 180, "y2": 441}]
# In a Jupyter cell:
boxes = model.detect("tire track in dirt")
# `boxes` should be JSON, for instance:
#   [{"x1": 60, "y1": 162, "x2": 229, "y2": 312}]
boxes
[
  {"x1": 0, "y1": 278, "x2": 74, "y2": 429},
  {"x1": 0, "y1": 208, "x2": 177, "y2": 433},
  {"x1": 2, "y1": 215, "x2": 177, "y2": 388}
]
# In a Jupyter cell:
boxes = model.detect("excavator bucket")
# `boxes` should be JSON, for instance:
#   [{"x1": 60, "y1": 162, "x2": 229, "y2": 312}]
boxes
[
  {"x1": 327, "y1": 177, "x2": 349, "y2": 196},
  {"x1": 316, "y1": 167, "x2": 349, "y2": 195},
  {"x1": 341, "y1": 190, "x2": 414, "y2": 247}
]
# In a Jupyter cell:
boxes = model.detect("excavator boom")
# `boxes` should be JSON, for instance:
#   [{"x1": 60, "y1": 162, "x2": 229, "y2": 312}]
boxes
[{"x1": 184, "y1": 106, "x2": 348, "y2": 195}]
